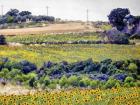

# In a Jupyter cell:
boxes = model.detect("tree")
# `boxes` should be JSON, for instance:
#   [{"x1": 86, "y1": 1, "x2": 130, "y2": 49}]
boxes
[
  {"x1": 108, "y1": 8, "x2": 130, "y2": 31},
  {"x1": 19, "y1": 11, "x2": 31, "y2": 16},
  {"x1": 6, "y1": 9, "x2": 19, "y2": 17}
]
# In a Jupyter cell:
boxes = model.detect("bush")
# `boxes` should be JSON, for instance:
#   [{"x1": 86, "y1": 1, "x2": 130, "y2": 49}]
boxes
[
  {"x1": 106, "y1": 29, "x2": 129, "y2": 44},
  {"x1": 68, "y1": 75, "x2": 79, "y2": 86},
  {"x1": 59, "y1": 75, "x2": 69, "y2": 88},
  {"x1": 113, "y1": 74, "x2": 127, "y2": 82},
  {"x1": 14, "y1": 60, "x2": 37, "y2": 74},
  {"x1": 4, "y1": 60, "x2": 16, "y2": 71},
  {"x1": 124, "y1": 77, "x2": 134, "y2": 83},
  {"x1": 79, "y1": 77, "x2": 90, "y2": 87},
  {"x1": 7, "y1": 68, "x2": 21, "y2": 79},
  {"x1": 0, "y1": 68, "x2": 9, "y2": 79},
  {"x1": 90, "y1": 80, "x2": 99, "y2": 88},
  {"x1": 39, "y1": 76, "x2": 50, "y2": 86},
  {"x1": 128, "y1": 63, "x2": 138, "y2": 73},
  {"x1": 48, "y1": 83, "x2": 57, "y2": 89},
  {"x1": 104, "y1": 77, "x2": 119, "y2": 89},
  {"x1": 96, "y1": 74, "x2": 109, "y2": 81},
  {"x1": 0, "y1": 35, "x2": 6, "y2": 45}
]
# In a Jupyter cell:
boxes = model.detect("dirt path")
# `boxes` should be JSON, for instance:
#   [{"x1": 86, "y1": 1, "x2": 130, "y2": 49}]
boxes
[
  {"x1": 0, "y1": 84, "x2": 36, "y2": 95},
  {"x1": 0, "y1": 22, "x2": 96, "y2": 35}
]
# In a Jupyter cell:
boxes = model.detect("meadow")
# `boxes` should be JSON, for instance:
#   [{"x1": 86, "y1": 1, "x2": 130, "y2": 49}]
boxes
[
  {"x1": 0, "y1": 44, "x2": 140, "y2": 66},
  {"x1": 6, "y1": 33, "x2": 101, "y2": 44}
]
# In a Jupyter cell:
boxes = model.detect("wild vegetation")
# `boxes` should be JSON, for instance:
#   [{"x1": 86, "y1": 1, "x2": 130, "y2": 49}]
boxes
[
  {"x1": 6, "y1": 32, "x2": 101, "y2": 44},
  {"x1": 0, "y1": 9, "x2": 55, "y2": 29},
  {"x1": 1, "y1": 44, "x2": 140, "y2": 66},
  {"x1": 0, "y1": 57, "x2": 140, "y2": 89}
]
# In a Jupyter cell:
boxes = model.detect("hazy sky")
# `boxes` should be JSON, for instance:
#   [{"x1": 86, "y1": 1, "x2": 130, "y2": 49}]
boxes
[{"x1": 0, "y1": 0, "x2": 140, "y2": 21}]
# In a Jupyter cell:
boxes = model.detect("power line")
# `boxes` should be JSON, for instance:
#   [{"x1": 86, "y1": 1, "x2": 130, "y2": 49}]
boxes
[
  {"x1": 86, "y1": 9, "x2": 89, "y2": 24},
  {"x1": 46, "y1": 6, "x2": 49, "y2": 16},
  {"x1": 1, "y1": 5, "x2": 3, "y2": 16}
]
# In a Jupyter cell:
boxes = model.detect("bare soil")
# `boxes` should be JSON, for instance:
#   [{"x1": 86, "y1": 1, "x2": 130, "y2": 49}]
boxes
[{"x1": 0, "y1": 22, "x2": 96, "y2": 35}]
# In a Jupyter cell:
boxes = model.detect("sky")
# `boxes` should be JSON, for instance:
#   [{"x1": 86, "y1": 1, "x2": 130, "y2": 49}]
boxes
[{"x1": 0, "y1": 0, "x2": 140, "y2": 21}]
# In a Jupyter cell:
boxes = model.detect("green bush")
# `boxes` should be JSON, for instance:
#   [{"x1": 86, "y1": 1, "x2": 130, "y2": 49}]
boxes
[
  {"x1": 90, "y1": 80, "x2": 99, "y2": 88},
  {"x1": 124, "y1": 77, "x2": 134, "y2": 83},
  {"x1": 39, "y1": 76, "x2": 50, "y2": 86},
  {"x1": 128, "y1": 63, "x2": 138, "y2": 72},
  {"x1": 68, "y1": 75, "x2": 79, "y2": 86},
  {"x1": 79, "y1": 77, "x2": 90, "y2": 87},
  {"x1": 59, "y1": 75, "x2": 69, "y2": 88},
  {"x1": 48, "y1": 83, "x2": 57, "y2": 89},
  {"x1": 104, "y1": 77, "x2": 118, "y2": 89},
  {"x1": 7, "y1": 69, "x2": 21, "y2": 79},
  {"x1": 7, "y1": 16, "x2": 14, "y2": 23},
  {"x1": 0, "y1": 68, "x2": 9, "y2": 79}
]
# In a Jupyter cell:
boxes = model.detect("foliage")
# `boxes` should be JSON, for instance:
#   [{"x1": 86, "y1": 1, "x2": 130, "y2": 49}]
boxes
[
  {"x1": 0, "y1": 35, "x2": 6, "y2": 45},
  {"x1": 128, "y1": 63, "x2": 138, "y2": 72},
  {"x1": 0, "y1": 8, "x2": 55, "y2": 25},
  {"x1": 6, "y1": 33, "x2": 101, "y2": 44},
  {"x1": 108, "y1": 8, "x2": 130, "y2": 31}
]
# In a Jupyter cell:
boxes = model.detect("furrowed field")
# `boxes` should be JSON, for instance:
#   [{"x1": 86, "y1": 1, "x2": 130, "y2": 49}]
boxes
[{"x1": 0, "y1": 44, "x2": 140, "y2": 66}]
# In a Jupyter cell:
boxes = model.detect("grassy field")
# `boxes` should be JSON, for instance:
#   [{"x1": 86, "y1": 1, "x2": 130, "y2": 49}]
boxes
[
  {"x1": 6, "y1": 33, "x2": 102, "y2": 44},
  {"x1": 0, "y1": 87, "x2": 139, "y2": 105},
  {"x1": 0, "y1": 44, "x2": 140, "y2": 66}
]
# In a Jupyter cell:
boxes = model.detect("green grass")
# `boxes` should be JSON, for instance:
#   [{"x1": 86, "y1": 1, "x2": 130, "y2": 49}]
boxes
[
  {"x1": 0, "y1": 44, "x2": 140, "y2": 66},
  {"x1": 6, "y1": 33, "x2": 102, "y2": 44}
]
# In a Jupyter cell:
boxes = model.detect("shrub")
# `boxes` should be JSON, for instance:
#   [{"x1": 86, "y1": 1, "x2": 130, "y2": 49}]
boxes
[
  {"x1": 0, "y1": 68, "x2": 9, "y2": 79},
  {"x1": 124, "y1": 77, "x2": 134, "y2": 83},
  {"x1": 7, "y1": 68, "x2": 21, "y2": 79},
  {"x1": 96, "y1": 74, "x2": 109, "y2": 81},
  {"x1": 104, "y1": 77, "x2": 119, "y2": 89},
  {"x1": 113, "y1": 74, "x2": 127, "y2": 82},
  {"x1": 59, "y1": 75, "x2": 69, "y2": 88},
  {"x1": 39, "y1": 76, "x2": 50, "y2": 86},
  {"x1": 14, "y1": 60, "x2": 37, "y2": 74},
  {"x1": 128, "y1": 63, "x2": 138, "y2": 73},
  {"x1": 68, "y1": 75, "x2": 79, "y2": 86},
  {"x1": 4, "y1": 60, "x2": 16, "y2": 71},
  {"x1": 106, "y1": 29, "x2": 129, "y2": 44},
  {"x1": 79, "y1": 77, "x2": 90, "y2": 87},
  {"x1": 90, "y1": 80, "x2": 99, "y2": 88},
  {"x1": 48, "y1": 83, "x2": 57, "y2": 89},
  {"x1": 0, "y1": 35, "x2": 6, "y2": 45}
]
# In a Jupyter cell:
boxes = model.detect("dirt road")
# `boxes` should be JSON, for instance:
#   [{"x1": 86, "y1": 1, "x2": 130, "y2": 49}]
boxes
[{"x1": 0, "y1": 22, "x2": 95, "y2": 35}]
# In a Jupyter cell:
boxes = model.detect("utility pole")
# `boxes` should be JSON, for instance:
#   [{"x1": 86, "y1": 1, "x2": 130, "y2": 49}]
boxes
[
  {"x1": 1, "y1": 5, "x2": 3, "y2": 16},
  {"x1": 46, "y1": 6, "x2": 49, "y2": 16},
  {"x1": 86, "y1": 9, "x2": 89, "y2": 25}
]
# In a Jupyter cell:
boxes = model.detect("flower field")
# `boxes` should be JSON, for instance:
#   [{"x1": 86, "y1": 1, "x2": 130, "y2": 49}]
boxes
[
  {"x1": 0, "y1": 44, "x2": 140, "y2": 66},
  {"x1": 0, "y1": 87, "x2": 139, "y2": 105}
]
